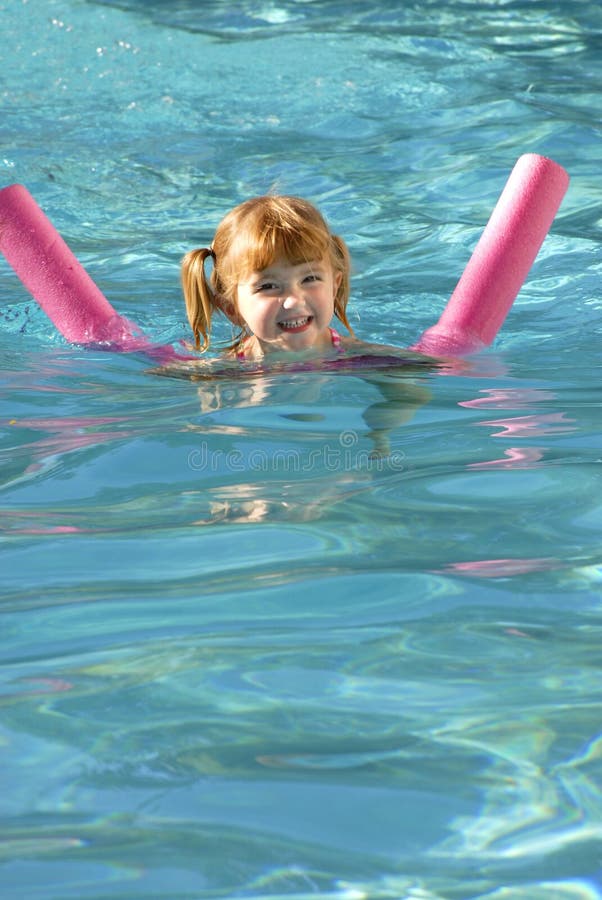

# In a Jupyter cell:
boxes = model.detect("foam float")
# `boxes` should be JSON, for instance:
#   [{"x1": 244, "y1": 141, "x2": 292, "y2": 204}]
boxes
[
  {"x1": 0, "y1": 184, "x2": 180, "y2": 363},
  {"x1": 411, "y1": 153, "x2": 569, "y2": 355},
  {"x1": 0, "y1": 153, "x2": 569, "y2": 361}
]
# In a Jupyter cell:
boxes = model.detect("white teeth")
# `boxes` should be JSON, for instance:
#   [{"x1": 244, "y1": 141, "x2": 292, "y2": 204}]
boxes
[{"x1": 279, "y1": 317, "x2": 311, "y2": 329}]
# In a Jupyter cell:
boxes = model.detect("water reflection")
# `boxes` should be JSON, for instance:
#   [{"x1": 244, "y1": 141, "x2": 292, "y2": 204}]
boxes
[
  {"x1": 175, "y1": 363, "x2": 432, "y2": 525},
  {"x1": 460, "y1": 385, "x2": 577, "y2": 472}
]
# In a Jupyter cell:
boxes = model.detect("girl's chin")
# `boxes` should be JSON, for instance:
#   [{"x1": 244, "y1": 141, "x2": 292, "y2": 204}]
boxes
[
  {"x1": 249, "y1": 325, "x2": 332, "y2": 358},
  {"x1": 280, "y1": 321, "x2": 332, "y2": 344}
]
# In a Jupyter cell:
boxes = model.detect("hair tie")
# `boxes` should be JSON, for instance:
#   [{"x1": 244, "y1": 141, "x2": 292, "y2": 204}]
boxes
[{"x1": 208, "y1": 247, "x2": 216, "y2": 262}]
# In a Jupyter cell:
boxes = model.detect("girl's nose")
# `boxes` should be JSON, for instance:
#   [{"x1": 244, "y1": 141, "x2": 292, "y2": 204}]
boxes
[{"x1": 282, "y1": 292, "x2": 300, "y2": 308}]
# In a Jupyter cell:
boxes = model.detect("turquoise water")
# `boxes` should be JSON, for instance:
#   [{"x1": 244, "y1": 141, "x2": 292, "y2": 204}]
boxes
[{"x1": 2, "y1": 0, "x2": 602, "y2": 897}]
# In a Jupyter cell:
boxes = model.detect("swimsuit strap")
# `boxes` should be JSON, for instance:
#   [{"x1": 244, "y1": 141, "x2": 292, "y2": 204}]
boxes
[
  {"x1": 329, "y1": 327, "x2": 344, "y2": 353},
  {"x1": 237, "y1": 327, "x2": 343, "y2": 361}
]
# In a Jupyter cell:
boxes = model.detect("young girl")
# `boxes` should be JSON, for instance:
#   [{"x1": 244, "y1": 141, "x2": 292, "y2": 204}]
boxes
[
  {"x1": 181, "y1": 194, "x2": 355, "y2": 360},
  {"x1": 180, "y1": 194, "x2": 433, "y2": 457}
]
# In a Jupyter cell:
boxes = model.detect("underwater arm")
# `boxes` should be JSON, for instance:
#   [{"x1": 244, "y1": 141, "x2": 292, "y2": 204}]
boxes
[{"x1": 361, "y1": 375, "x2": 432, "y2": 458}]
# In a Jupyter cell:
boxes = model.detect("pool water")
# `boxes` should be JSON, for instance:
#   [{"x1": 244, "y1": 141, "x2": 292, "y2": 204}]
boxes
[{"x1": 2, "y1": 0, "x2": 602, "y2": 897}]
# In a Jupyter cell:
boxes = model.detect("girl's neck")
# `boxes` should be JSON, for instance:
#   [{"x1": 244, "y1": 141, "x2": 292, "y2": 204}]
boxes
[{"x1": 237, "y1": 326, "x2": 340, "y2": 361}]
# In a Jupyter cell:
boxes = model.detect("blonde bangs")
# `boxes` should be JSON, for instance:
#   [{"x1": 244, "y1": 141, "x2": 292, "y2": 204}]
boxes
[{"x1": 231, "y1": 217, "x2": 330, "y2": 280}]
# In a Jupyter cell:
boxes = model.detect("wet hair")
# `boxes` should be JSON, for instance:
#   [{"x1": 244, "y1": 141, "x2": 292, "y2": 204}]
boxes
[{"x1": 181, "y1": 195, "x2": 353, "y2": 352}]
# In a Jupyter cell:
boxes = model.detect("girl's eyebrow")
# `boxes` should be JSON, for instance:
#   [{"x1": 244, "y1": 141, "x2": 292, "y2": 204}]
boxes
[
  {"x1": 262, "y1": 260, "x2": 325, "y2": 275},
  {"x1": 248, "y1": 271, "x2": 279, "y2": 284},
  {"x1": 243, "y1": 260, "x2": 326, "y2": 284}
]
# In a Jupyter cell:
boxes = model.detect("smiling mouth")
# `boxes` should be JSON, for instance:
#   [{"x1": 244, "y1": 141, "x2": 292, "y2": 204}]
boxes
[{"x1": 278, "y1": 316, "x2": 313, "y2": 332}]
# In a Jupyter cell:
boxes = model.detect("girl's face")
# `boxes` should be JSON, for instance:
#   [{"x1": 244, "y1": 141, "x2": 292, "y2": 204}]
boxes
[{"x1": 234, "y1": 255, "x2": 342, "y2": 356}]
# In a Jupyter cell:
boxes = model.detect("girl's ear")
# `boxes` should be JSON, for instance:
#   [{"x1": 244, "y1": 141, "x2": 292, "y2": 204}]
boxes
[
  {"x1": 333, "y1": 270, "x2": 343, "y2": 296},
  {"x1": 217, "y1": 295, "x2": 245, "y2": 327}
]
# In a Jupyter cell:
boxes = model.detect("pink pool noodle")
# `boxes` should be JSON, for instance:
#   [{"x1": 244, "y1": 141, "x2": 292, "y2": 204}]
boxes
[
  {"x1": 0, "y1": 183, "x2": 156, "y2": 350},
  {"x1": 412, "y1": 154, "x2": 569, "y2": 356},
  {"x1": 0, "y1": 156, "x2": 569, "y2": 361}
]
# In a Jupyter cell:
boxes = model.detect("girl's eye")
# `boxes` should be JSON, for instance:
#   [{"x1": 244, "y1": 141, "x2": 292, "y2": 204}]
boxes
[
  {"x1": 303, "y1": 274, "x2": 321, "y2": 283},
  {"x1": 255, "y1": 282, "x2": 278, "y2": 292}
]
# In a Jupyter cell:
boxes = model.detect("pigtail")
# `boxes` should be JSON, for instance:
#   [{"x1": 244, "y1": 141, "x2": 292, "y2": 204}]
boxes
[
  {"x1": 181, "y1": 247, "x2": 216, "y2": 351},
  {"x1": 331, "y1": 234, "x2": 354, "y2": 336}
]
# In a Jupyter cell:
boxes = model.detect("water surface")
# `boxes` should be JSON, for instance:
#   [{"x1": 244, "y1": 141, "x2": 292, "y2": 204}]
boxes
[{"x1": 2, "y1": 1, "x2": 602, "y2": 897}]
